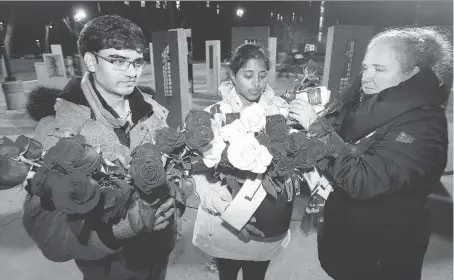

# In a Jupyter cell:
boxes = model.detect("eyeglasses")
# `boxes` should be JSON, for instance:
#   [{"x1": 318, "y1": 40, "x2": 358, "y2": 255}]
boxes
[{"x1": 91, "y1": 53, "x2": 146, "y2": 72}]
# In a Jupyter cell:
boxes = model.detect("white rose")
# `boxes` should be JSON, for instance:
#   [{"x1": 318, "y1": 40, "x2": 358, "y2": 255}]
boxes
[
  {"x1": 219, "y1": 102, "x2": 234, "y2": 115},
  {"x1": 203, "y1": 135, "x2": 227, "y2": 168},
  {"x1": 227, "y1": 134, "x2": 273, "y2": 174},
  {"x1": 240, "y1": 103, "x2": 266, "y2": 133},
  {"x1": 220, "y1": 119, "x2": 248, "y2": 143}
]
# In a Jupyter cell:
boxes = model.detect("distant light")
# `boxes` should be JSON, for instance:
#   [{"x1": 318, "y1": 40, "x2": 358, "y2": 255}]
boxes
[
  {"x1": 49, "y1": 25, "x2": 52, "y2": 28},
  {"x1": 236, "y1": 8, "x2": 244, "y2": 18},
  {"x1": 156, "y1": 1, "x2": 160, "y2": 8},
  {"x1": 74, "y1": 9, "x2": 87, "y2": 22},
  {"x1": 176, "y1": 1, "x2": 180, "y2": 9},
  {"x1": 217, "y1": 4, "x2": 219, "y2": 14},
  {"x1": 124, "y1": 1, "x2": 129, "y2": 5},
  {"x1": 206, "y1": 1, "x2": 209, "y2": 8},
  {"x1": 141, "y1": 1, "x2": 145, "y2": 7},
  {"x1": 271, "y1": 12, "x2": 273, "y2": 17},
  {"x1": 36, "y1": 39, "x2": 39, "y2": 42}
]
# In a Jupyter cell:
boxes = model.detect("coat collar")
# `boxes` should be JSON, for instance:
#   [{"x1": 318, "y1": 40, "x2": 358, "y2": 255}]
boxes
[
  {"x1": 60, "y1": 75, "x2": 153, "y2": 125},
  {"x1": 339, "y1": 69, "x2": 446, "y2": 142}
]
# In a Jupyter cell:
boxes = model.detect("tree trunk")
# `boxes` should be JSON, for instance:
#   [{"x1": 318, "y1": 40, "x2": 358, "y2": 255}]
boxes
[{"x1": 4, "y1": 3, "x2": 18, "y2": 59}]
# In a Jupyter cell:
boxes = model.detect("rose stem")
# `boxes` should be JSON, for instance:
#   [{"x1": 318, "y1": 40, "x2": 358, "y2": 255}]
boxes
[{"x1": 16, "y1": 156, "x2": 42, "y2": 168}]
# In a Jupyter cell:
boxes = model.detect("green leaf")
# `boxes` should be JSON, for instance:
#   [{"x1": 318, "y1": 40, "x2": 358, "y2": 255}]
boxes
[{"x1": 262, "y1": 176, "x2": 278, "y2": 199}]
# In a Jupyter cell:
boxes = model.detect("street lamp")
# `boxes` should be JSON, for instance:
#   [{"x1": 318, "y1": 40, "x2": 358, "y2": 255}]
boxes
[
  {"x1": 236, "y1": 8, "x2": 245, "y2": 18},
  {"x1": 74, "y1": 9, "x2": 87, "y2": 22}
]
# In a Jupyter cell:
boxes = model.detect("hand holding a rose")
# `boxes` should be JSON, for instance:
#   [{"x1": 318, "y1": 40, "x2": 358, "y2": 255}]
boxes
[{"x1": 288, "y1": 99, "x2": 319, "y2": 130}]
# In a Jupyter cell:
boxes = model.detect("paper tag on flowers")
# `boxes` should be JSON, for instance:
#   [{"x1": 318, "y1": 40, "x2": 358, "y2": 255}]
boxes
[
  {"x1": 221, "y1": 176, "x2": 267, "y2": 231},
  {"x1": 295, "y1": 86, "x2": 331, "y2": 113},
  {"x1": 302, "y1": 169, "x2": 332, "y2": 200}
]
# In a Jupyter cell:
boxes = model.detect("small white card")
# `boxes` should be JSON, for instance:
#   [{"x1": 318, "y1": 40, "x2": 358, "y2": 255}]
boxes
[
  {"x1": 302, "y1": 168, "x2": 333, "y2": 200},
  {"x1": 221, "y1": 176, "x2": 267, "y2": 231}
]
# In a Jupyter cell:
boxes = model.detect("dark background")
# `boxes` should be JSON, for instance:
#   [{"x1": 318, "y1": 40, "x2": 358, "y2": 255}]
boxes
[{"x1": 0, "y1": 1, "x2": 452, "y2": 60}]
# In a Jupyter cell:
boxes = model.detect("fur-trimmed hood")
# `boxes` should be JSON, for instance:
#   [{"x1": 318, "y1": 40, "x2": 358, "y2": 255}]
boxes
[{"x1": 26, "y1": 76, "x2": 156, "y2": 122}]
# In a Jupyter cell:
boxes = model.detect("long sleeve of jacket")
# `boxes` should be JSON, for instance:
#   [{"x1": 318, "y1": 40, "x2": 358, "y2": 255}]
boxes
[
  {"x1": 193, "y1": 173, "x2": 232, "y2": 214},
  {"x1": 22, "y1": 195, "x2": 118, "y2": 262},
  {"x1": 310, "y1": 108, "x2": 448, "y2": 200}
]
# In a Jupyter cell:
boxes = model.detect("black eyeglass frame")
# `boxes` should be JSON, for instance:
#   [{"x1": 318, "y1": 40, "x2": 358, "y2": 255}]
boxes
[{"x1": 91, "y1": 52, "x2": 146, "y2": 71}]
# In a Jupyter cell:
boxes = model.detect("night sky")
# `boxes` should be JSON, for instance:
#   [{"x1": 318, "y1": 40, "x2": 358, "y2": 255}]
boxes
[{"x1": 0, "y1": 1, "x2": 452, "y2": 60}]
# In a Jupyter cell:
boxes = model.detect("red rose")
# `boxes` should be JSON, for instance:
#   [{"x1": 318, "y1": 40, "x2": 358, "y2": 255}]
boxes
[
  {"x1": 255, "y1": 132, "x2": 271, "y2": 147},
  {"x1": 185, "y1": 110, "x2": 212, "y2": 127},
  {"x1": 44, "y1": 135, "x2": 102, "y2": 174},
  {"x1": 268, "y1": 141, "x2": 288, "y2": 162},
  {"x1": 129, "y1": 157, "x2": 166, "y2": 195},
  {"x1": 276, "y1": 157, "x2": 296, "y2": 177},
  {"x1": 285, "y1": 131, "x2": 309, "y2": 156},
  {"x1": 184, "y1": 123, "x2": 214, "y2": 153},
  {"x1": 15, "y1": 135, "x2": 44, "y2": 159},
  {"x1": 0, "y1": 155, "x2": 29, "y2": 190},
  {"x1": 130, "y1": 142, "x2": 162, "y2": 161},
  {"x1": 295, "y1": 140, "x2": 325, "y2": 169},
  {"x1": 30, "y1": 166, "x2": 50, "y2": 197},
  {"x1": 0, "y1": 144, "x2": 21, "y2": 158},
  {"x1": 50, "y1": 171, "x2": 101, "y2": 214},
  {"x1": 0, "y1": 136, "x2": 14, "y2": 146},
  {"x1": 155, "y1": 127, "x2": 185, "y2": 154},
  {"x1": 265, "y1": 115, "x2": 289, "y2": 142}
]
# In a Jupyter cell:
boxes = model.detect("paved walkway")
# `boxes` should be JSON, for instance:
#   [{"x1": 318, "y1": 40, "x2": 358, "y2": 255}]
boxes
[{"x1": 0, "y1": 61, "x2": 452, "y2": 280}]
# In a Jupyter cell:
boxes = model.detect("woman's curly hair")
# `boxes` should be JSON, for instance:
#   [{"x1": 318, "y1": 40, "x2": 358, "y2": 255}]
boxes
[{"x1": 369, "y1": 26, "x2": 453, "y2": 86}]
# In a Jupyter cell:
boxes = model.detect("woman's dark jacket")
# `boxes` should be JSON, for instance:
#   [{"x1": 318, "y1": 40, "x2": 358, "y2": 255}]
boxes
[{"x1": 311, "y1": 69, "x2": 448, "y2": 272}]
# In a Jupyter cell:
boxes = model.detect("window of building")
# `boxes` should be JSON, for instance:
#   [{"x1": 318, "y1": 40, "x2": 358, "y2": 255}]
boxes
[
  {"x1": 176, "y1": 1, "x2": 180, "y2": 9},
  {"x1": 217, "y1": 4, "x2": 219, "y2": 14},
  {"x1": 206, "y1": 1, "x2": 210, "y2": 8},
  {"x1": 245, "y1": 39, "x2": 258, "y2": 44},
  {"x1": 156, "y1": 1, "x2": 160, "y2": 8}
]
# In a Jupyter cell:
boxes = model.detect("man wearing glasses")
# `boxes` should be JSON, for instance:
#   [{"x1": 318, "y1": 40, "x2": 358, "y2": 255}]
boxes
[{"x1": 23, "y1": 15, "x2": 190, "y2": 280}]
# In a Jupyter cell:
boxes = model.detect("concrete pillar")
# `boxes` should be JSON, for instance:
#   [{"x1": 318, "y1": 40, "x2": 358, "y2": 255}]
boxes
[
  {"x1": 151, "y1": 28, "x2": 191, "y2": 129},
  {"x1": 0, "y1": 58, "x2": 6, "y2": 80},
  {"x1": 267, "y1": 37, "x2": 277, "y2": 88},
  {"x1": 48, "y1": 44, "x2": 67, "y2": 78},
  {"x1": 205, "y1": 40, "x2": 221, "y2": 96},
  {"x1": 50, "y1": 44, "x2": 63, "y2": 56},
  {"x1": 322, "y1": 25, "x2": 374, "y2": 99},
  {"x1": 185, "y1": 29, "x2": 194, "y2": 94},
  {"x1": 148, "y1": 42, "x2": 156, "y2": 90}
]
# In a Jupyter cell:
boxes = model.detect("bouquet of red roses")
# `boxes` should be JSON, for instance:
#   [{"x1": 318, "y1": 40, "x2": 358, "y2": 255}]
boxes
[
  {"x1": 196, "y1": 103, "x2": 334, "y2": 202},
  {"x1": 281, "y1": 68, "x2": 337, "y2": 236},
  {"x1": 0, "y1": 135, "x2": 44, "y2": 190}
]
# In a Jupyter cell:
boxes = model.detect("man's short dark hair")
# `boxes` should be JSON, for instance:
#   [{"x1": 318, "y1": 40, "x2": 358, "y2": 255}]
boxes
[{"x1": 78, "y1": 14, "x2": 147, "y2": 56}]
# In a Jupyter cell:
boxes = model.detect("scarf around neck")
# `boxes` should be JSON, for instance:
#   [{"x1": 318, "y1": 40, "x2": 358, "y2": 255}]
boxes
[
  {"x1": 80, "y1": 72, "x2": 129, "y2": 129},
  {"x1": 217, "y1": 80, "x2": 279, "y2": 113}
]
